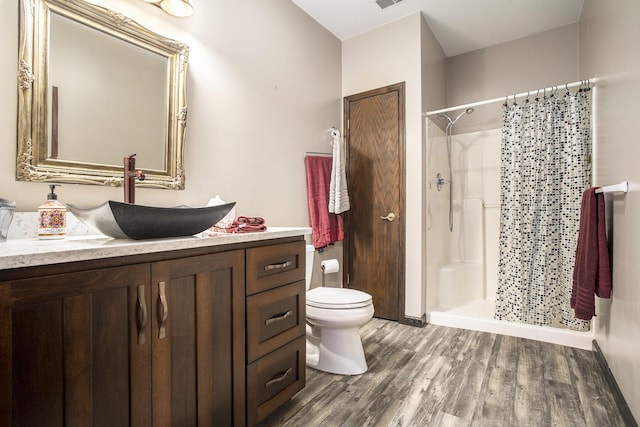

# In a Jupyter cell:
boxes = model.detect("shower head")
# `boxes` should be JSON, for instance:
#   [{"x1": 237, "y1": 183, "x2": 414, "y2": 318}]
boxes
[
  {"x1": 451, "y1": 107, "x2": 474, "y2": 125},
  {"x1": 438, "y1": 108, "x2": 474, "y2": 133}
]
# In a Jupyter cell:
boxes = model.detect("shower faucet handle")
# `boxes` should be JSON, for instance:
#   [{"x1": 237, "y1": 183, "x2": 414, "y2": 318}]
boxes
[
  {"x1": 434, "y1": 173, "x2": 450, "y2": 192},
  {"x1": 380, "y1": 212, "x2": 397, "y2": 222}
]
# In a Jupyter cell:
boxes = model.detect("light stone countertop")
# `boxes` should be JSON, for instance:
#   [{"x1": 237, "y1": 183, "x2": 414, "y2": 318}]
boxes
[{"x1": 0, "y1": 227, "x2": 311, "y2": 270}]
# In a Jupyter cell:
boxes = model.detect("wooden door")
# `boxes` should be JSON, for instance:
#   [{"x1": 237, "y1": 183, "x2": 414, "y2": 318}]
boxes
[
  {"x1": 344, "y1": 82, "x2": 406, "y2": 321},
  {"x1": 150, "y1": 251, "x2": 246, "y2": 427},
  {"x1": 0, "y1": 264, "x2": 152, "y2": 427}
]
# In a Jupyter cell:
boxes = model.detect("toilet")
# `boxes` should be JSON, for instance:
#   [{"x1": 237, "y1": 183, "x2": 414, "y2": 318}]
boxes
[{"x1": 305, "y1": 245, "x2": 374, "y2": 375}]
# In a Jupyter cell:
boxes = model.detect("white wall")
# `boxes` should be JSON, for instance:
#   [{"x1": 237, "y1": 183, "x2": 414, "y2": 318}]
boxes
[
  {"x1": 420, "y1": 14, "x2": 447, "y2": 115},
  {"x1": 342, "y1": 13, "x2": 446, "y2": 320},
  {"x1": 580, "y1": 0, "x2": 640, "y2": 420},
  {"x1": 1, "y1": 0, "x2": 341, "y2": 231},
  {"x1": 446, "y1": 24, "x2": 579, "y2": 108}
]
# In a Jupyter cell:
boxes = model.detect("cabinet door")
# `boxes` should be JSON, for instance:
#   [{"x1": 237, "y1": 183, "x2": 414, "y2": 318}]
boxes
[
  {"x1": 0, "y1": 264, "x2": 152, "y2": 427},
  {"x1": 150, "y1": 251, "x2": 245, "y2": 427}
]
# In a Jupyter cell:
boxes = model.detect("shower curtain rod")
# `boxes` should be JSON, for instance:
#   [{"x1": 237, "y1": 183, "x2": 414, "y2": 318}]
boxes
[{"x1": 423, "y1": 78, "x2": 597, "y2": 117}]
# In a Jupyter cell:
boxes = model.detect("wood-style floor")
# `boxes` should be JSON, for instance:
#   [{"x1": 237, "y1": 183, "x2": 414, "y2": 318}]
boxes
[{"x1": 261, "y1": 318, "x2": 628, "y2": 427}]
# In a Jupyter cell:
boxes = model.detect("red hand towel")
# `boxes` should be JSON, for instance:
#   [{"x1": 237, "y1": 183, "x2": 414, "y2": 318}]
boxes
[
  {"x1": 236, "y1": 216, "x2": 265, "y2": 225},
  {"x1": 211, "y1": 217, "x2": 267, "y2": 233},
  {"x1": 571, "y1": 187, "x2": 612, "y2": 320},
  {"x1": 304, "y1": 156, "x2": 343, "y2": 249},
  {"x1": 235, "y1": 222, "x2": 267, "y2": 233}
]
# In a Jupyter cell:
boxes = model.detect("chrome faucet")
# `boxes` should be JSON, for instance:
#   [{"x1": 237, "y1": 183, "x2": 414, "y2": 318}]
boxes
[{"x1": 123, "y1": 154, "x2": 146, "y2": 204}]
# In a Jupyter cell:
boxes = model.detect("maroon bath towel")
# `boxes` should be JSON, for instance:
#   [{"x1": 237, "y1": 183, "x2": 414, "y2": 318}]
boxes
[
  {"x1": 304, "y1": 156, "x2": 343, "y2": 249},
  {"x1": 571, "y1": 187, "x2": 612, "y2": 320}
]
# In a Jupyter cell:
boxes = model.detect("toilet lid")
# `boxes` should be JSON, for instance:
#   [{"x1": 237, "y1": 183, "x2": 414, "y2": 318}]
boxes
[{"x1": 306, "y1": 287, "x2": 372, "y2": 309}]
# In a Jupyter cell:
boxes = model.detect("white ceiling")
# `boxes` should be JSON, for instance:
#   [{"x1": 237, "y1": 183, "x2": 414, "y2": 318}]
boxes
[{"x1": 291, "y1": 0, "x2": 584, "y2": 57}]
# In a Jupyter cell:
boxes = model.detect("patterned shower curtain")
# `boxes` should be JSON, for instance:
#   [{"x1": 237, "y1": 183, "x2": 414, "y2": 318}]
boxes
[{"x1": 494, "y1": 89, "x2": 592, "y2": 331}]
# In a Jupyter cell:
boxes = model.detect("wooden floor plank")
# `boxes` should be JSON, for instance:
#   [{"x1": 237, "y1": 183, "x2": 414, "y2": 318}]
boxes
[
  {"x1": 473, "y1": 366, "x2": 516, "y2": 426},
  {"x1": 541, "y1": 341, "x2": 573, "y2": 385},
  {"x1": 440, "y1": 358, "x2": 489, "y2": 421},
  {"x1": 566, "y1": 346, "x2": 627, "y2": 427},
  {"x1": 260, "y1": 318, "x2": 629, "y2": 427},
  {"x1": 466, "y1": 330, "x2": 497, "y2": 366},
  {"x1": 516, "y1": 337, "x2": 545, "y2": 385},
  {"x1": 389, "y1": 354, "x2": 457, "y2": 426},
  {"x1": 514, "y1": 377, "x2": 550, "y2": 426},
  {"x1": 432, "y1": 411, "x2": 471, "y2": 427},
  {"x1": 547, "y1": 378, "x2": 588, "y2": 427},
  {"x1": 489, "y1": 334, "x2": 518, "y2": 372}
]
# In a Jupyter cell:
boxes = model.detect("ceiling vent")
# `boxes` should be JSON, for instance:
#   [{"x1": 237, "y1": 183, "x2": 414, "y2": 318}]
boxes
[{"x1": 375, "y1": 0, "x2": 404, "y2": 9}]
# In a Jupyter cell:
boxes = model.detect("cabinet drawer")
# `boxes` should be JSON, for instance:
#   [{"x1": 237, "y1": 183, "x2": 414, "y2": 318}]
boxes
[
  {"x1": 247, "y1": 336, "x2": 306, "y2": 426},
  {"x1": 247, "y1": 281, "x2": 305, "y2": 363},
  {"x1": 246, "y1": 241, "x2": 305, "y2": 295}
]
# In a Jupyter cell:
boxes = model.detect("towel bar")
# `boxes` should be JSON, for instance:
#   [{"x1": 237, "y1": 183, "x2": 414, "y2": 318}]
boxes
[
  {"x1": 304, "y1": 151, "x2": 332, "y2": 157},
  {"x1": 595, "y1": 181, "x2": 628, "y2": 194}
]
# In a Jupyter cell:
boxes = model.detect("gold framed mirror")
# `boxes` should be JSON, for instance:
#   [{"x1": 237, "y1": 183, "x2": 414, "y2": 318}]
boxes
[{"x1": 17, "y1": 0, "x2": 189, "y2": 189}]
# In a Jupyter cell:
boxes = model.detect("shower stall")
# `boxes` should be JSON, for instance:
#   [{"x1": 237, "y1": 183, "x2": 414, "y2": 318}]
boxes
[{"x1": 425, "y1": 93, "x2": 594, "y2": 350}]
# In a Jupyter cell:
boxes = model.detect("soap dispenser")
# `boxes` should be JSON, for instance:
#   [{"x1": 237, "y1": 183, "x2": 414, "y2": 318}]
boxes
[{"x1": 38, "y1": 185, "x2": 66, "y2": 240}]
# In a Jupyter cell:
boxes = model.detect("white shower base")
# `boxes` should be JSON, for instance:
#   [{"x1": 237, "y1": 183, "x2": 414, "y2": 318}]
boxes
[
  {"x1": 427, "y1": 299, "x2": 593, "y2": 350},
  {"x1": 438, "y1": 261, "x2": 484, "y2": 308}
]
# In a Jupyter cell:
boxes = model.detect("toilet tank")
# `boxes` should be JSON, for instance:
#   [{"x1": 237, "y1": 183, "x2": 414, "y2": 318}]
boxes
[{"x1": 306, "y1": 245, "x2": 314, "y2": 290}]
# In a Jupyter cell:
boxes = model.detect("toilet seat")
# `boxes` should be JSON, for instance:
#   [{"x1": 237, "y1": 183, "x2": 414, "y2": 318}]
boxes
[{"x1": 306, "y1": 287, "x2": 372, "y2": 309}]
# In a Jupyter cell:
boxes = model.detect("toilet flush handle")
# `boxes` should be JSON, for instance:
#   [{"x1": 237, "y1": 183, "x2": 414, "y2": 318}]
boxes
[{"x1": 380, "y1": 212, "x2": 397, "y2": 222}]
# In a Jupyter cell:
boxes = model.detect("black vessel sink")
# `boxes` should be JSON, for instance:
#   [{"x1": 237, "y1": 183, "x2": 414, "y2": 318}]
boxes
[{"x1": 67, "y1": 201, "x2": 236, "y2": 240}]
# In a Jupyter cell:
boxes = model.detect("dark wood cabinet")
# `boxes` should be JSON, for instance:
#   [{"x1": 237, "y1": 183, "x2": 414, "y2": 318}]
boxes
[
  {"x1": 150, "y1": 251, "x2": 245, "y2": 427},
  {"x1": 0, "y1": 237, "x2": 304, "y2": 427},
  {"x1": 245, "y1": 241, "x2": 306, "y2": 426},
  {"x1": 0, "y1": 264, "x2": 151, "y2": 427}
]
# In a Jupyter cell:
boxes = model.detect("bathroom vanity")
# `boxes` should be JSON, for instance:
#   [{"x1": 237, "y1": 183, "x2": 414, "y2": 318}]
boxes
[{"x1": 0, "y1": 228, "x2": 309, "y2": 426}]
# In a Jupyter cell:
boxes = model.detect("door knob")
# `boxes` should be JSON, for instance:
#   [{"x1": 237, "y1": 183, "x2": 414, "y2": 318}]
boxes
[{"x1": 380, "y1": 212, "x2": 396, "y2": 222}]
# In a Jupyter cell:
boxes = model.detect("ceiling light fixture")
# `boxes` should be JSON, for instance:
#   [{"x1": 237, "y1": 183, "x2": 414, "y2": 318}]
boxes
[
  {"x1": 142, "y1": 0, "x2": 194, "y2": 18},
  {"x1": 160, "y1": 0, "x2": 194, "y2": 17}
]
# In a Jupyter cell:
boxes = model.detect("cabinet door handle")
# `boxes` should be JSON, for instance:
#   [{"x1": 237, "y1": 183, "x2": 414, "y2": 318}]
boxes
[
  {"x1": 264, "y1": 260, "x2": 292, "y2": 271},
  {"x1": 265, "y1": 310, "x2": 292, "y2": 326},
  {"x1": 136, "y1": 284, "x2": 147, "y2": 346},
  {"x1": 157, "y1": 281, "x2": 168, "y2": 339},
  {"x1": 265, "y1": 368, "x2": 292, "y2": 388}
]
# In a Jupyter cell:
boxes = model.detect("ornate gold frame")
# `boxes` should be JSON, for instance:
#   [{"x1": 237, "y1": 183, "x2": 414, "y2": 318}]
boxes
[{"x1": 17, "y1": 0, "x2": 189, "y2": 189}]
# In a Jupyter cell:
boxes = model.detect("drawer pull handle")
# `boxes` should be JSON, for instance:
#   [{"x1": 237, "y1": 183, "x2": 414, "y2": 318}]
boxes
[
  {"x1": 265, "y1": 310, "x2": 292, "y2": 326},
  {"x1": 136, "y1": 284, "x2": 147, "y2": 346},
  {"x1": 158, "y1": 281, "x2": 168, "y2": 339},
  {"x1": 265, "y1": 368, "x2": 292, "y2": 387},
  {"x1": 264, "y1": 260, "x2": 292, "y2": 271}
]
